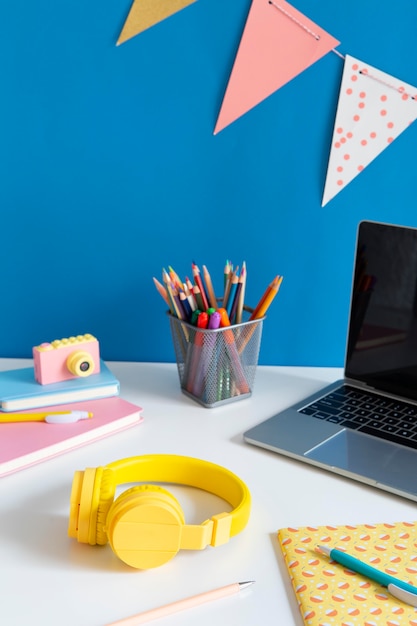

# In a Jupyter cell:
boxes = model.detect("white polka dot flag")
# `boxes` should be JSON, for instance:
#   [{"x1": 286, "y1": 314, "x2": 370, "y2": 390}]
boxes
[{"x1": 322, "y1": 54, "x2": 417, "y2": 206}]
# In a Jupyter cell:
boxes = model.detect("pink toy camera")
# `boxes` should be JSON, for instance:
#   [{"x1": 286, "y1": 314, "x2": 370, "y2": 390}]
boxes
[{"x1": 33, "y1": 333, "x2": 101, "y2": 385}]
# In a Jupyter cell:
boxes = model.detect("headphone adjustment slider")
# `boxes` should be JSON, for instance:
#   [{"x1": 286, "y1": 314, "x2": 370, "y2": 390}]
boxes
[{"x1": 211, "y1": 513, "x2": 233, "y2": 546}]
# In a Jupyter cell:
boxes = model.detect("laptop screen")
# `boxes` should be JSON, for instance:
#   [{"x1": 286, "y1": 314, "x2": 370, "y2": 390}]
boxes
[{"x1": 345, "y1": 221, "x2": 417, "y2": 400}]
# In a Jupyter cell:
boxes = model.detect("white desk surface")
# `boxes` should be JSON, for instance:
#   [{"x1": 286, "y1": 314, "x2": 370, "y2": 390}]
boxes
[{"x1": 2, "y1": 359, "x2": 417, "y2": 626}]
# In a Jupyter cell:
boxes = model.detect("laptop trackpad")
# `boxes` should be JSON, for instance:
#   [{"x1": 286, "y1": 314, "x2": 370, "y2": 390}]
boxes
[{"x1": 306, "y1": 430, "x2": 417, "y2": 495}]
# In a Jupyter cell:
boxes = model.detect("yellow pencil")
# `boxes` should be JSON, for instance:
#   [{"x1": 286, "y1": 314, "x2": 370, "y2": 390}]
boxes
[{"x1": 168, "y1": 265, "x2": 183, "y2": 290}]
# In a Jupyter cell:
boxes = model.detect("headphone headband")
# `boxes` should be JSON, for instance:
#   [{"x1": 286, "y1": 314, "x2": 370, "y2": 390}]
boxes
[{"x1": 104, "y1": 455, "x2": 250, "y2": 537}]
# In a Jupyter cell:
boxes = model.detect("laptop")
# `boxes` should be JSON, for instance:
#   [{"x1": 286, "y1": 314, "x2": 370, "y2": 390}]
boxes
[{"x1": 244, "y1": 220, "x2": 417, "y2": 501}]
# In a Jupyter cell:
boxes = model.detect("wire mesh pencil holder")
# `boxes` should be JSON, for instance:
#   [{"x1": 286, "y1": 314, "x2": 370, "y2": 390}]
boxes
[{"x1": 168, "y1": 312, "x2": 264, "y2": 408}]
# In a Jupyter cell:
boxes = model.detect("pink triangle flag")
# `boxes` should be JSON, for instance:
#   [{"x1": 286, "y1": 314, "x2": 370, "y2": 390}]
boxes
[
  {"x1": 322, "y1": 54, "x2": 417, "y2": 206},
  {"x1": 214, "y1": 0, "x2": 339, "y2": 134}
]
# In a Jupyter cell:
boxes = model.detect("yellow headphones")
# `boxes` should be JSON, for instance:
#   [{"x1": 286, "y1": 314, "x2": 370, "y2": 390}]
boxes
[{"x1": 68, "y1": 454, "x2": 251, "y2": 569}]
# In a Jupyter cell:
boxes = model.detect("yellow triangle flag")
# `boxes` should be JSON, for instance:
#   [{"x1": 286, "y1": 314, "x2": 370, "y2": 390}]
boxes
[{"x1": 117, "y1": 0, "x2": 197, "y2": 46}]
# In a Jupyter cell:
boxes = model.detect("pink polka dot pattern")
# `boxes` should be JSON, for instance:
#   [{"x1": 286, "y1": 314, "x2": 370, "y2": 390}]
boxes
[
  {"x1": 278, "y1": 521, "x2": 417, "y2": 625},
  {"x1": 322, "y1": 54, "x2": 417, "y2": 206}
]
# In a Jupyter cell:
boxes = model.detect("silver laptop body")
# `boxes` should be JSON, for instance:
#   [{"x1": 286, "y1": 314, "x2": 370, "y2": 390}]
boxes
[{"x1": 244, "y1": 221, "x2": 417, "y2": 501}]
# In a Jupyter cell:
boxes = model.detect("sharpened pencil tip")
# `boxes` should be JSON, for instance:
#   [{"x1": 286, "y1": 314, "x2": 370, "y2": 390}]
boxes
[{"x1": 239, "y1": 581, "x2": 256, "y2": 590}]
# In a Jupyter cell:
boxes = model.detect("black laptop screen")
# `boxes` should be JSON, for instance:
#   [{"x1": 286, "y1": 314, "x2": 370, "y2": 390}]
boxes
[{"x1": 345, "y1": 221, "x2": 417, "y2": 400}]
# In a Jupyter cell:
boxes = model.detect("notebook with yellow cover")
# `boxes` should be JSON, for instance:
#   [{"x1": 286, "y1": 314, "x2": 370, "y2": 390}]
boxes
[{"x1": 278, "y1": 521, "x2": 417, "y2": 625}]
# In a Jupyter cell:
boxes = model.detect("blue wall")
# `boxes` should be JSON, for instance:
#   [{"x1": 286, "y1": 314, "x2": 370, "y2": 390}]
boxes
[{"x1": 1, "y1": 0, "x2": 416, "y2": 366}]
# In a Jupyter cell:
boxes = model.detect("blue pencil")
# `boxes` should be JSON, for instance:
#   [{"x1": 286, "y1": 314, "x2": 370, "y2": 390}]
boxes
[
  {"x1": 225, "y1": 273, "x2": 239, "y2": 319},
  {"x1": 228, "y1": 281, "x2": 243, "y2": 324}
]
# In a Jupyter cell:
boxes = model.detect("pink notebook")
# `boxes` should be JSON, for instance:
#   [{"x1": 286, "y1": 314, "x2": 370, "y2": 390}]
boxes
[{"x1": 0, "y1": 396, "x2": 143, "y2": 477}]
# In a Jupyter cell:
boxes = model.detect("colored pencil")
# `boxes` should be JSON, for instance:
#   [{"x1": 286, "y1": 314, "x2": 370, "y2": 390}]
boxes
[
  {"x1": 161, "y1": 269, "x2": 178, "y2": 314},
  {"x1": 179, "y1": 291, "x2": 192, "y2": 320},
  {"x1": 183, "y1": 283, "x2": 197, "y2": 311},
  {"x1": 192, "y1": 263, "x2": 209, "y2": 310},
  {"x1": 249, "y1": 275, "x2": 281, "y2": 320},
  {"x1": 168, "y1": 265, "x2": 183, "y2": 290},
  {"x1": 217, "y1": 308, "x2": 250, "y2": 395},
  {"x1": 225, "y1": 272, "x2": 239, "y2": 320},
  {"x1": 192, "y1": 285, "x2": 204, "y2": 311},
  {"x1": 252, "y1": 275, "x2": 283, "y2": 319},
  {"x1": 223, "y1": 265, "x2": 238, "y2": 308},
  {"x1": 235, "y1": 262, "x2": 246, "y2": 324},
  {"x1": 106, "y1": 581, "x2": 255, "y2": 626},
  {"x1": 224, "y1": 259, "x2": 232, "y2": 290},
  {"x1": 202, "y1": 264, "x2": 218, "y2": 309},
  {"x1": 171, "y1": 287, "x2": 187, "y2": 320},
  {"x1": 228, "y1": 278, "x2": 243, "y2": 325},
  {"x1": 152, "y1": 277, "x2": 170, "y2": 308}
]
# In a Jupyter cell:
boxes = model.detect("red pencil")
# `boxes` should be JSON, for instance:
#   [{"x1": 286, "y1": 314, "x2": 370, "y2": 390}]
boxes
[{"x1": 192, "y1": 263, "x2": 209, "y2": 310}]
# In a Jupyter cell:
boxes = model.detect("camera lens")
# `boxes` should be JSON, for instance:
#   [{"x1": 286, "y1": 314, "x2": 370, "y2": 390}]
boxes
[{"x1": 66, "y1": 351, "x2": 95, "y2": 377}]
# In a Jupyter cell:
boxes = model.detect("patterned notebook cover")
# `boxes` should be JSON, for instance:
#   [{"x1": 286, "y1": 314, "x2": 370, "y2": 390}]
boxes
[{"x1": 278, "y1": 521, "x2": 417, "y2": 626}]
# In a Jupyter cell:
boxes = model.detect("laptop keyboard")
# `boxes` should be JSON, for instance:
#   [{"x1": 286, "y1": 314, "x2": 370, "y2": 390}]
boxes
[{"x1": 299, "y1": 385, "x2": 417, "y2": 450}]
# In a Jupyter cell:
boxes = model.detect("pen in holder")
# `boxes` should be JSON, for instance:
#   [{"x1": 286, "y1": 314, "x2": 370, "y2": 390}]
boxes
[{"x1": 168, "y1": 311, "x2": 264, "y2": 408}]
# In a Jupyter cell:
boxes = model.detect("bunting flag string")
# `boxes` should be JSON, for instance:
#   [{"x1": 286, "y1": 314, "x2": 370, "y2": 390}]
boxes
[
  {"x1": 212, "y1": 0, "x2": 417, "y2": 205},
  {"x1": 116, "y1": 0, "x2": 417, "y2": 205},
  {"x1": 214, "y1": 0, "x2": 340, "y2": 135},
  {"x1": 322, "y1": 55, "x2": 417, "y2": 205}
]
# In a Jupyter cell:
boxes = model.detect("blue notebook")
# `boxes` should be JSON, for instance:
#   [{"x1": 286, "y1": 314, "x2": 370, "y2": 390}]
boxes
[{"x1": 0, "y1": 361, "x2": 119, "y2": 411}]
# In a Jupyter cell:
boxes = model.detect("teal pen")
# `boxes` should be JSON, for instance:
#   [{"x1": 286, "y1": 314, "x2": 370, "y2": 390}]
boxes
[{"x1": 318, "y1": 545, "x2": 417, "y2": 607}]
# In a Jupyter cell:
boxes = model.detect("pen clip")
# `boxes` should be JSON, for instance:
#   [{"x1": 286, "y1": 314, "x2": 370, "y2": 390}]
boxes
[
  {"x1": 388, "y1": 583, "x2": 417, "y2": 607},
  {"x1": 45, "y1": 411, "x2": 92, "y2": 424}
]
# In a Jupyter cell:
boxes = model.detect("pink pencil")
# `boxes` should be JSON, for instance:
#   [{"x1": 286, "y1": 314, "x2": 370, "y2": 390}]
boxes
[{"x1": 107, "y1": 581, "x2": 255, "y2": 625}]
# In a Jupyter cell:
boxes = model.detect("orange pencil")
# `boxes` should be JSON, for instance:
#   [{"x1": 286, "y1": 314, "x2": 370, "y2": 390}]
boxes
[
  {"x1": 152, "y1": 277, "x2": 170, "y2": 307},
  {"x1": 250, "y1": 276, "x2": 283, "y2": 320}
]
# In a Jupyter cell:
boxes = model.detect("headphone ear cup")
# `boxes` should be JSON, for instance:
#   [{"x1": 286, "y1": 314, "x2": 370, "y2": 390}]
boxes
[
  {"x1": 95, "y1": 468, "x2": 116, "y2": 545},
  {"x1": 106, "y1": 484, "x2": 185, "y2": 569},
  {"x1": 68, "y1": 467, "x2": 116, "y2": 546},
  {"x1": 68, "y1": 469, "x2": 86, "y2": 540}
]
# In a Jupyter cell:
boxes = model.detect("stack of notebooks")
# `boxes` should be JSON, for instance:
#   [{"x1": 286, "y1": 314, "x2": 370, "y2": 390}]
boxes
[
  {"x1": 278, "y1": 521, "x2": 417, "y2": 625},
  {"x1": 0, "y1": 360, "x2": 143, "y2": 477}
]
